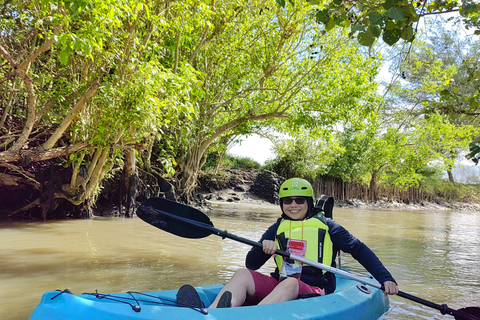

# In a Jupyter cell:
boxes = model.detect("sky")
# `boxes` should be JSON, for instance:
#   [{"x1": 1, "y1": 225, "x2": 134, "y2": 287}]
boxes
[{"x1": 228, "y1": 135, "x2": 274, "y2": 165}]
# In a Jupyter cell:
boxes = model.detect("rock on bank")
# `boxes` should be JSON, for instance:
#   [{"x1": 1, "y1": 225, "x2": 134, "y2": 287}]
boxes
[{"x1": 198, "y1": 169, "x2": 283, "y2": 205}]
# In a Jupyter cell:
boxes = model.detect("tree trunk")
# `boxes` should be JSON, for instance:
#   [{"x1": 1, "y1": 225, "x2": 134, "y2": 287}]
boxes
[
  {"x1": 123, "y1": 149, "x2": 136, "y2": 218},
  {"x1": 447, "y1": 167, "x2": 455, "y2": 183},
  {"x1": 177, "y1": 144, "x2": 205, "y2": 202},
  {"x1": 369, "y1": 171, "x2": 378, "y2": 202}
]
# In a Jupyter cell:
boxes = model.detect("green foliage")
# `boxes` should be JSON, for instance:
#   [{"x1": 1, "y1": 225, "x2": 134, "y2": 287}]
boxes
[
  {"x1": 469, "y1": 137, "x2": 480, "y2": 165},
  {"x1": 267, "y1": 136, "x2": 341, "y2": 180},
  {"x1": 387, "y1": 25, "x2": 480, "y2": 165},
  {"x1": 2, "y1": 0, "x2": 478, "y2": 210},
  {"x1": 147, "y1": 0, "x2": 384, "y2": 198},
  {"x1": 203, "y1": 153, "x2": 261, "y2": 171},
  {"x1": 275, "y1": 0, "x2": 480, "y2": 47},
  {"x1": 322, "y1": 109, "x2": 478, "y2": 192},
  {"x1": 202, "y1": 153, "x2": 220, "y2": 171},
  {"x1": 230, "y1": 156, "x2": 262, "y2": 170},
  {"x1": 0, "y1": 0, "x2": 202, "y2": 206},
  {"x1": 325, "y1": 126, "x2": 377, "y2": 183},
  {"x1": 422, "y1": 179, "x2": 480, "y2": 202}
]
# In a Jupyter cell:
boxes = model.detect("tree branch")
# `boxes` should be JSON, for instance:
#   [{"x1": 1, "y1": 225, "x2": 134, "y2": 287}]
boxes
[
  {"x1": 42, "y1": 80, "x2": 100, "y2": 150},
  {"x1": 188, "y1": 23, "x2": 210, "y2": 64},
  {"x1": 16, "y1": 26, "x2": 61, "y2": 71},
  {"x1": 202, "y1": 111, "x2": 287, "y2": 150},
  {"x1": 173, "y1": 21, "x2": 186, "y2": 73},
  {"x1": 0, "y1": 141, "x2": 88, "y2": 163}
]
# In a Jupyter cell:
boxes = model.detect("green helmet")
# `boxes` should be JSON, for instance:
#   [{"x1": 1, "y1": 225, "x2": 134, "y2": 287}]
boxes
[{"x1": 278, "y1": 178, "x2": 314, "y2": 200}]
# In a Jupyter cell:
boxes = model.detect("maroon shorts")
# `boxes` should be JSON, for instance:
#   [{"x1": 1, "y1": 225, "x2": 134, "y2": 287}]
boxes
[{"x1": 244, "y1": 269, "x2": 325, "y2": 305}]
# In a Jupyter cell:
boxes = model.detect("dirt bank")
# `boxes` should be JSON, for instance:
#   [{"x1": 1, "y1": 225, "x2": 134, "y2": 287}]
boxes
[
  {"x1": 199, "y1": 169, "x2": 480, "y2": 212},
  {"x1": 203, "y1": 188, "x2": 480, "y2": 211}
]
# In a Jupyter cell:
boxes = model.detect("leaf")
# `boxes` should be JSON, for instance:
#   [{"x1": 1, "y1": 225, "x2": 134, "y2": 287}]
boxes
[
  {"x1": 60, "y1": 48, "x2": 69, "y2": 65},
  {"x1": 400, "y1": 25, "x2": 414, "y2": 41},
  {"x1": 369, "y1": 12, "x2": 384, "y2": 26},
  {"x1": 316, "y1": 10, "x2": 328, "y2": 23},
  {"x1": 440, "y1": 89, "x2": 450, "y2": 97},
  {"x1": 385, "y1": 7, "x2": 404, "y2": 21},
  {"x1": 383, "y1": 0, "x2": 395, "y2": 10},
  {"x1": 385, "y1": 20, "x2": 396, "y2": 30},
  {"x1": 326, "y1": 18, "x2": 336, "y2": 31},
  {"x1": 276, "y1": 0, "x2": 286, "y2": 7},
  {"x1": 351, "y1": 25, "x2": 366, "y2": 33},
  {"x1": 368, "y1": 25, "x2": 381, "y2": 38},
  {"x1": 382, "y1": 28, "x2": 401, "y2": 46},
  {"x1": 469, "y1": 97, "x2": 480, "y2": 108},
  {"x1": 358, "y1": 31, "x2": 375, "y2": 47},
  {"x1": 461, "y1": 3, "x2": 478, "y2": 15},
  {"x1": 401, "y1": 5, "x2": 419, "y2": 21},
  {"x1": 334, "y1": 15, "x2": 346, "y2": 25}
]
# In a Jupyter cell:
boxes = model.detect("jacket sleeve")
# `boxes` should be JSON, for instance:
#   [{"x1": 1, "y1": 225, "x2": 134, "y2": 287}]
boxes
[
  {"x1": 327, "y1": 219, "x2": 397, "y2": 285},
  {"x1": 245, "y1": 222, "x2": 278, "y2": 270}
]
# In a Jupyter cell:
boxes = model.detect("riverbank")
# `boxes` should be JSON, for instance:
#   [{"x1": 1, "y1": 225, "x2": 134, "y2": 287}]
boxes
[
  {"x1": 199, "y1": 169, "x2": 480, "y2": 212},
  {"x1": 202, "y1": 188, "x2": 480, "y2": 211}
]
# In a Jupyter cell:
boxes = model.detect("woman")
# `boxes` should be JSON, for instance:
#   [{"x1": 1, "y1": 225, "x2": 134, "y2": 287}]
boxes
[{"x1": 178, "y1": 178, "x2": 398, "y2": 308}]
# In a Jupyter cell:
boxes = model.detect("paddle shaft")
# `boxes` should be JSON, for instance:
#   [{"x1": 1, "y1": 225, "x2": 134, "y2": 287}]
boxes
[
  {"x1": 141, "y1": 204, "x2": 480, "y2": 320},
  {"x1": 154, "y1": 207, "x2": 382, "y2": 287},
  {"x1": 200, "y1": 219, "x2": 479, "y2": 320},
  {"x1": 209, "y1": 217, "x2": 478, "y2": 319},
  {"x1": 395, "y1": 291, "x2": 479, "y2": 320},
  {"x1": 209, "y1": 218, "x2": 480, "y2": 320}
]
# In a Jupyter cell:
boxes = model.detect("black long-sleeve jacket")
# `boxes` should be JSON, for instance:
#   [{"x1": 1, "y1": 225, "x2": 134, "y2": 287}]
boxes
[{"x1": 245, "y1": 217, "x2": 396, "y2": 294}]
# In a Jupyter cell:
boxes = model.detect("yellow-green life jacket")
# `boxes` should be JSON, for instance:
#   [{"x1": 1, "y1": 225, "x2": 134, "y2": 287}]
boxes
[{"x1": 274, "y1": 214, "x2": 334, "y2": 275}]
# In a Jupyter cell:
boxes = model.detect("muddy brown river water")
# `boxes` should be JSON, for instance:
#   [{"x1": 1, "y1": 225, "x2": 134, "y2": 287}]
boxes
[{"x1": 1, "y1": 202, "x2": 479, "y2": 319}]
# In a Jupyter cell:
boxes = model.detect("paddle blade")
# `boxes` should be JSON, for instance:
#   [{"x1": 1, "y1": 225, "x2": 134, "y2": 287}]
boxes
[
  {"x1": 455, "y1": 307, "x2": 480, "y2": 320},
  {"x1": 136, "y1": 197, "x2": 214, "y2": 239}
]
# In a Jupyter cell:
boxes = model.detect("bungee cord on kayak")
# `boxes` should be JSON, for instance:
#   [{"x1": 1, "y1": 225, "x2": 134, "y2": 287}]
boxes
[{"x1": 51, "y1": 289, "x2": 210, "y2": 315}]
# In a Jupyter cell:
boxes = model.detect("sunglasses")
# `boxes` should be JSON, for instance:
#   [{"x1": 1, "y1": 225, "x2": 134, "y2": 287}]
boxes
[{"x1": 282, "y1": 197, "x2": 306, "y2": 205}]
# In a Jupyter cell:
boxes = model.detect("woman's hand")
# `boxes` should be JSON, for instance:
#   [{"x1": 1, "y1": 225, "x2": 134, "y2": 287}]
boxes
[
  {"x1": 262, "y1": 240, "x2": 277, "y2": 256},
  {"x1": 383, "y1": 281, "x2": 398, "y2": 295}
]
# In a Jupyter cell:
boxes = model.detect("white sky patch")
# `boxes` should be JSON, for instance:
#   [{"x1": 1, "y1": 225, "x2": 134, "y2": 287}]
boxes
[{"x1": 228, "y1": 135, "x2": 274, "y2": 165}]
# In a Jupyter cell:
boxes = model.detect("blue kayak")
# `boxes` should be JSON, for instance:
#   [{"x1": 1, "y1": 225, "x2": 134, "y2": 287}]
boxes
[{"x1": 29, "y1": 274, "x2": 389, "y2": 320}]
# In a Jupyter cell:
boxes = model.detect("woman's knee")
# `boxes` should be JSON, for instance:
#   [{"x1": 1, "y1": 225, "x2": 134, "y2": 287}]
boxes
[
  {"x1": 229, "y1": 268, "x2": 254, "y2": 284},
  {"x1": 231, "y1": 268, "x2": 256, "y2": 293},
  {"x1": 232, "y1": 267, "x2": 251, "y2": 277},
  {"x1": 259, "y1": 277, "x2": 299, "y2": 304},
  {"x1": 277, "y1": 277, "x2": 299, "y2": 294}
]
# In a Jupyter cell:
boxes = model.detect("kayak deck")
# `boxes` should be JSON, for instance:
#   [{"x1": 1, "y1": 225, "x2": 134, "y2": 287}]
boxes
[{"x1": 29, "y1": 273, "x2": 389, "y2": 320}]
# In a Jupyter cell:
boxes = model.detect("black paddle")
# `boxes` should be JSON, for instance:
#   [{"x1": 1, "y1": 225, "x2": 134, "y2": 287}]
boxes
[{"x1": 136, "y1": 197, "x2": 480, "y2": 320}]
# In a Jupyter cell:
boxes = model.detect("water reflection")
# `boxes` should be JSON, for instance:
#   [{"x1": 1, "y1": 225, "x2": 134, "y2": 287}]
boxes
[{"x1": 0, "y1": 204, "x2": 479, "y2": 320}]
